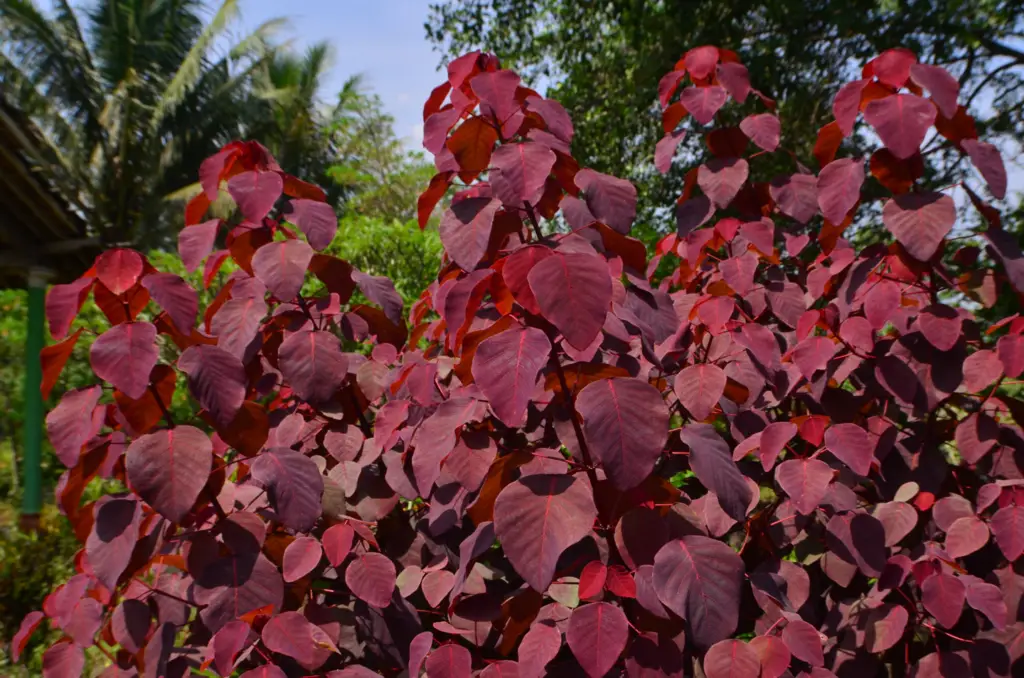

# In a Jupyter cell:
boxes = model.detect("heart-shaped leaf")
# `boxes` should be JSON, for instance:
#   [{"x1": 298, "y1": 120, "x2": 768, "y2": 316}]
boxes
[
  {"x1": 528, "y1": 251, "x2": 612, "y2": 350},
  {"x1": 567, "y1": 602, "x2": 628, "y2": 678},
  {"x1": 126, "y1": 426, "x2": 212, "y2": 524},
  {"x1": 89, "y1": 322, "x2": 158, "y2": 400}
]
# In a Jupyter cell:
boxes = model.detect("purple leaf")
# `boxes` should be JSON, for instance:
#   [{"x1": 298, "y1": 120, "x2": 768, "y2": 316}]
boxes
[
  {"x1": 283, "y1": 536, "x2": 322, "y2": 582},
  {"x1": 720, "y1": 251, "x2": 758, "y2": 296},
  {"x1": 825, "y1": 512, "x2": 887, "y2": 577},
  {"x1": 577, "y1": 377, "x2": 669, "y2": 490},
  {"x1": 882, "y1": 192, "x2": 955, "y2": 261},
  {"x1": 990, "y1": 505, "x2": 1023, "y2": 561},
  {"x1": 409, "y1": 631, "x2": 433, "y2": 678},
  {"x1": 352, "y1": 269, "x2": 404, "y2": 325},
  {"x1": 422, "y1": 570, "x2": 455, "y2": 608},
  {"x1": 261, "y1": 611, "x2": 337, "y2": 670},
  {"x1": 142, "y1": 273, "x2": 198, "y2": 334},
  {"x1": 42, "y1": 641, "x2": 84, "y2": 678},
  {"x1": 674, "y1": 363, "x2": 726, "y2": 421},
  {"x1": 824, "y1": 423, "x2": 873, "y2": 476},
  {"x1": 739, "y1": 113, "x2": 780, "y2": 152},
  {"x1": 250, "y1": 448, "x2": 324, "y2": 532},
  {"x1": 345, "y1": 552, "x2": 396, "y2": 608},
  {"x1": 89, "y1": 322, "x2": 158, "y2": 399},
  {"x1": 965, "y1": 579, "x2": 1007, "y2": 629},
  {"x1": 865, "y1": 603, "x2": 909, "y2": 653},
  {"x1": 816, "y1": 158, "x2": 864, "y2": 224},
  {"x1": 776, "y1": 458, "x2": 833, "y2": 515},
  {"x1": 566, "y1": 602, "x2": 629, "y2": 678},
  {"x1": 178, "y1": 344, "x2": 246, "y2": 428},
  {"x1": 704, "y1": 639, "x2": 760, "y2": 678},
  {"x1": 873, "y1": 501, "x2": 918, "y2": 547},
  {"x1": 576, "y1": 168, "x2": 638, "y2": 234},
  {"x1": 490, "y1": 142, "x2": 556, "y2": 208},
  {"x1": 781, "y1": 619, "x2": 823, "y2": 667},
  {"x1": 921, "y1": 572, "x2": 965, "y2": 628},
  {"x1": 653, "y1": 535, "x2": 744, "y2": 648},
  {"x1": 126, "y1": 426, "x2": 212, "y2": 524},
  {"x1": 909, "y1": 63, "x2": 960, "y2": 118},
  {"x1": 769, "y1": 173, "x2": 818, "y2": 224},
  {"x1": 961, "y1": 139, "x2": 1007, "y2": 199},
  {"x1": 440, "y1": 197, "x2": 500, "y2": 271},
  {"x1": 863, "y1": 94, "x2": 937, "y2": 159},
  {"x1": 519, "y1": 622, "x2": 561, "y2": 678},
  {"x1": 46, "y1": 386, "x2": 102, "y2": 468},
  {"x1": 278, "y1": 329, "x2": 348, "y2": 404},
  {"x1": 681, "y1": 424, "x2": 753, "y2": 521},
  {"x1": 210, "y1": 621, "x2": 254, "y2": 677},
  {"x1": 698, "y1": 157, "x2": 749, "y2": 208},
  {"x1": 472, "y1": 324, "x2": 551, "y2": 427},
  {"x1": 211, "y1": 295, "x2": 267, "y2": 359},
  {"x1": 251, "y1": 239, "x2": 313, "y2": 301},
  {"x1": 425, "y1": 643, "x2": 473, "y2": 678},
  {"x1": 655, "y1": 129, "x2": 686, "y2": 174},
  {"x1": 227, "y1": 170, "x2": 283, "y2": 222},
  {"x1": 493, "y1": 474, "x2": 597, "y2": 592},
  {"x1": 85, "y1": 496, "x2": 141, "y2": 590},
  {"x1": 676, "y1": 195, "x2": 715, "y2": 236},
  {"x1": 111, "y1": 600, "x2": 150, "y2": 654},
  {"x1": 193, "y1": 548, "x2": 283, "y2": 633},
  {"x1": 945, "y1": 516, "x2": 990, "y2": 558},
  {"x1": 527, "y1": 251, "x2": 612, "y2": 350},
  {"x1": 680, "y1": 86, "x2": 728, "y2": 125},
  {"x1": 287, "y1": 199, "x2": 337, "y2": 250},
  {"x1": 758, "y1": 422, "x2": 797, "y2": 471}
]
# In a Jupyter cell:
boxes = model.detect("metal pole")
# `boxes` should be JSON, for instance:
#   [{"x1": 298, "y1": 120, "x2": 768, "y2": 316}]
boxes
[{"x1": 20, "y1": 267, "x2": 50, "y2": 531}]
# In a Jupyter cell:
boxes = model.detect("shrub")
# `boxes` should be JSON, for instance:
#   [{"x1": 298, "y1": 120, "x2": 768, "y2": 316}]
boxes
[{"x1": 10, "y1": 47, "x2": 1024, "y2": 678}]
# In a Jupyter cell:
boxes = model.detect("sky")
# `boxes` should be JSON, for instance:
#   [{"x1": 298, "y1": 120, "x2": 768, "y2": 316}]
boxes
[{"x1": 234, "y1": 0, "x2": 443, "y2": 149}]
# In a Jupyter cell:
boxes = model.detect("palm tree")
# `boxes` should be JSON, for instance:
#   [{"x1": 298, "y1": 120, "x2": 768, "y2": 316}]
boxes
[{"x1": 0, "y1": 0, "x2": 282, "y2": 248}]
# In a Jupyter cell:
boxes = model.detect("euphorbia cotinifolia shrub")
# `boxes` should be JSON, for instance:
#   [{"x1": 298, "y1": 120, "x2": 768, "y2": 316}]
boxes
[{"x1": 11, "y1": 45, "x2": 1024, "y2": 678}]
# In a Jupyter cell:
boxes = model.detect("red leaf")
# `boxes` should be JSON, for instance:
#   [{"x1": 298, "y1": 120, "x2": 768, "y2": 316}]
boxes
[
  {"x1": 251, "y1": 239, "x2": 313, "y2": 301},
  {"x1": 472, "y1": 324, "x2": 551, "y2": 427},
  {"x1": 998, "y1": 334, "x2": 1024, "y2": 378},
  {"x1": 910, "y1": 63, "x2": 960, "y2": 118},
  {"x1": 528, "y1": 251, "x2": 612, "y2": 351},
  {"x1": 579, "y1": 561, "x2": 608, "y2": 600},
  {"x1": 790, "y1": 335, "x2": 837, "y2": 380},
  {"x1": 96, "y1": 248, "x2": 143, "y2": 295},
  {"x1": 440, "y1": 196, "x2": 500, "y2": 271},
  {"x1": 684, "y1": 45, "x2": 719, "y2": 79},
  {"x1": 418, "y1": 171, "x2": 454, "y2": 228},
  {"x1": 493, "y1": 474, "x2": 597, "y2": 592},
  {"x1": 674, "y1": 363, "x2": 726, "y2": 421},
  {"x1": 490, "y1": 142, "x2": 556, "y2": 208},
  {"x1": 655, "y1": 129, "x2": 686, "y2": 174},
  {"x1": 89, "y1": 322, "x2": 158, "y2": 399},
  {"x1": 769, "y1": 173, "x2": 818, "y2": 224},
  {"x1": 46, "y1": 277, "x2": 94, "y2": 340},
  {"x1": 864, "y1": 279, "x2": 901, "y2": 329},
  {"x1": 704, "y1": 639, "x2": 761, "y2": 678},
  {"x1": 776, "y1": 458, "x2": 833, "y2": 515},
  {"x1": 577, "y1": 377, "x2": 670, "y2": 490},
  {"x1": 126, "y1": 426, "x2": 212, "y2": 523},
  {"x1": 882, "y1": 192, "x2": 955, "y2": 261},
  {"x1": 11, "y1": 611, "x2": 45, "y2": 662},
  {"x1": 322, "y1": 522, "x2": 355, "y2": 567},
  {"x1": 962, "y1": 349, "x2": 1003, "y2": 392},
  {"x1": 870, "y1": 48, "x2": 917, "y2": 88},
  {"x1": 680, "y1": 86, "x2": 728, "y2": 125},
  {"x1": 566, "y1": 602, "x2": 629, "y2": 678},
  {"x1": 962, "y1": 139, "x2": 1007, "y2": 199},
  {"x1": 717, "y1": 62, "x2": 751, "y2": 102},
  {"x1": 698, "y1": 157, "x2": 749, "y2": 208},
  {"x1": 813, "y1": 121, "x2": 844, "y2": 168},
  {"x1": 282, "y1": 536, "x2": 322, "y2": 582},
  {"x1": 227, "y1": 170, "x2": 283, "y2": 222},
  {"x1": 278, "y1": 329, "x2": 348, "y2": 405},
  {"x1": 864, "y1": 94, "x2": 937, "y2": 160},
  {"x1": 739, "y1": 113, "x2": 780, "y2": 152},
  {"x1": 816, "y1": 157, "x2": 864, "y2": 225},
  {"x1": 653, "y1": 536, "x2": 744, "y2": 648},
  {"x1": 750, "y1": 636, "x2": 790, "y2": 678}
]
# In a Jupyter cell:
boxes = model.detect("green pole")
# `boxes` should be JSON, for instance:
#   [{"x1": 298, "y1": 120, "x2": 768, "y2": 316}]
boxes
[{"x1": 20, "y1": 268, "x2": 49, "y2": 530}]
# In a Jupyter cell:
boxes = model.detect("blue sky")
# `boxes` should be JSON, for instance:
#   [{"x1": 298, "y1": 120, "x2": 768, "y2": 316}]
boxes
[{"x1": 235, "y1": 0, "x2": 443, "y2": 149}]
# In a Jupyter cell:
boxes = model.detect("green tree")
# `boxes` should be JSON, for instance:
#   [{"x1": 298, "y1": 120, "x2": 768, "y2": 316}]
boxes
[
  {"x1": 0, "y1": 0, "x2": 281, "y2": 248},
  {"x1": 427, "y1": 0, "x2": 1023, "y2": 237}
]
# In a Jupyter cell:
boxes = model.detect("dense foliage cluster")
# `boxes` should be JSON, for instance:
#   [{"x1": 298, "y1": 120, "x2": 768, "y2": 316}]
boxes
[{"x1": 10, "y1": 45, "x2": 1024, "y2": 677}]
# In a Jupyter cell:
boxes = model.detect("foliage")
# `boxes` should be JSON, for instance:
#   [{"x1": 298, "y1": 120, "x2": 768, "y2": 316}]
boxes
[
  {"x1": 11, "y1": 46, "x2": 1024, "y2": 678},
  {"x1": 427, "y1": 0, "x2": 1024, "y2": 238}
]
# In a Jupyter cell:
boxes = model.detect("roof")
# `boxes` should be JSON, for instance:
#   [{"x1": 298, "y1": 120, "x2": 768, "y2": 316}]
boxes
[{"x1": 0, "y1": 101, "x2": 97, "y2": 287}]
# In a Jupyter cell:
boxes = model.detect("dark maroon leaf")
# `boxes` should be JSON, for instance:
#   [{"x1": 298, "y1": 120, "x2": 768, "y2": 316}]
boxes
[
  {"x1": 824, "y1": 423, "x2": 873, "y2": 476},
  {"x1": 493, "y1": 474, "x2": 597, "y2": 592},
  {"x1": 250, "y1": 448, "x2": 324, "y2": 532},
  {"x1": 576, "y1": 169, "x2": 638, "y2": 234},
  {"x1": 142, "y1": 273, "x2": 197, "y2": 334},
  {"x1": 674, "y1": 363, "x2": 726, "y2": 421},
  {"x1": 782, "y1": 619, "x2": 823, "y2": 667},
  {"x1": 352, "y1": 270, "x2": 404, "y2": 325},
  {"x1": 251, "y1": 239, "x2": 313, "y2": 301},
  {"x1": 86, "y1": 496, "x2": 141, "y2": 590},
  {"x1": 567, "y1": 602, "x2": 629, "y2": 678},
  {"x1": 676, "y1": 195, "x2": 715, "y2": 236},
  {"x1": 680, "y1": 86, "x2": 728, "y2": 125},
  {"x1": 528, "y1": 251, "x2": 612, "y2": 350},
  {"x1": 46, "y1": 386, "x2": 102, "y2": 468},
  {"x1": 227, "y1": 170, "x2": 283, "y2": 222},
  {"x1": 770, "y1": 173, "x2": 818, "y2": 224},
  {"x1": 681, "y1": 424, "x2": 753, "y2": 521},
  {"x1": 577, "y1": 377, "x2": 669, "y2": 490},
  {"x1": 262, "y1": 611, "x2": 337, "y2": 670},
  {"x1": 286, "y1": 199, "x2": 337, "y2": 250},
  {"x1": 490, "y1": 142, "x2": 556, "y2": 208},
  {"x1": 863, "y1": 94, "x2": 937, "y2": 160},
  {"x1": 440, "y1": 197, "x2": 500, "y2": 271},
  {"x1": 278, "y1": 329, "x2": 347, "y2": 404},
  {"x1": 740, "y1": 113, "x2": 780, "y2": 152},
  {"x1": 825, "y1": 512, "x2": 887, "y2": 576},
  {"x1": 345, "y1": 552, "x2": 396, "y2": 608},
  {"x1": 704, "y1": 639, "x2": 760, "y2": 678},
  {"x1": 472, "y1": 324, "x2": 551, "y2": 427},
  {"x1": 211, "y1": 295, "x2": 267, "y2": 358},
  {"x1": 698, "y1": 158, "x2": 749, "y2": 208},
  {"x1": 817, "y1": 158, "x2": 864, "y2": 225},
  {"x1": 984, "y1": 229, "x2": 1024, "y2": 296},
  {"x1": 962, "y1": 350, "x2": 1003, "y2": 392},
  {"x1": 922, "y1": 572, "x2": 966, "y2": 628},
  {"x1": 178, "y1": 344, "x2": 245, "y2": 427},
  {"x1": 283, "y1": 536, "x2": 322, "y2": 582},
  {"x1": 776, "y1": 458, "x2": 833, "y2": 515},
  {"x1": 653, "y1": 535, "x2": 744, "y2": 648},
  {"x1": 193, "y1": 547, "x2": 283, "y2": 633},
  {"x1": 90, "y1": 322, "x2": 159, "y2": 399},
  {"x1": 873, "y1": 501, "x2": 918, "y2": 546},
  {"x1": 961, "y1": 140, "x2": 1007, "y2": 200},
  {"x1": 126, "y1": 426, "x2": 212, "y2": 524},
  {"x1": 865, "y1": 603, "x2": 909, "y2": 652},
  {"x1": 111, "y1": 600, "x2": 150, "y2": 654}
]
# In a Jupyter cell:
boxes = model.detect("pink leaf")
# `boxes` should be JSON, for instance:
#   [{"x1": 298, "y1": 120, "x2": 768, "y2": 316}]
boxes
[
  {"x1": 863, "y1": 94, "x2": 937, "y2": 160},
  {"x1": 704, "y1": 639, "x2": 760, "y2": 678},
  {"x1": 739, "y1": 113, "x2": 780, "y2": 152},
  {"x1": 962, "y1": 139, "x2": 1007, "y2": 199},
  {"x1": 287, "y1": 199, "x2": 337, "y2": 251},
  {"x1": 227, "y1": 170, "x2": 284, "y2": 222},
  {"x1": 698, "y1": 157, "x2": 749, "y2": 208},
  {"x1": 251, "y1": 239, "x2": 314, "y2": 301},
  {"x1": 96, "y1": 248, "x2": 143, "y2": 295},
  {"x1": 882, "y1": 192, "x2": 955, "y2": 261},
  {"x1": 566, "y1": 602, "x2": 629, "y2": 678},
  {"x1": 910, "y1": 63, "x2": 960, "y2": 118},
  {"x1": 816, "y1": 157, "x2": 864, "y2": 224},
  {"x1": 490, "y1": 142, "x2": 556, "y2": 208},
  {"x1": 283, "y1": 536, "x2": 322, "y2": 582},
  {"x1": 680, "y1": 86, "x2": 728, "y2": 125},
  {"x1": 345, "y1": 553, "x2": 396, "y2": 608},
  {"x1": 674, "y1": 363, "x2": 726, "y2": 421}
]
